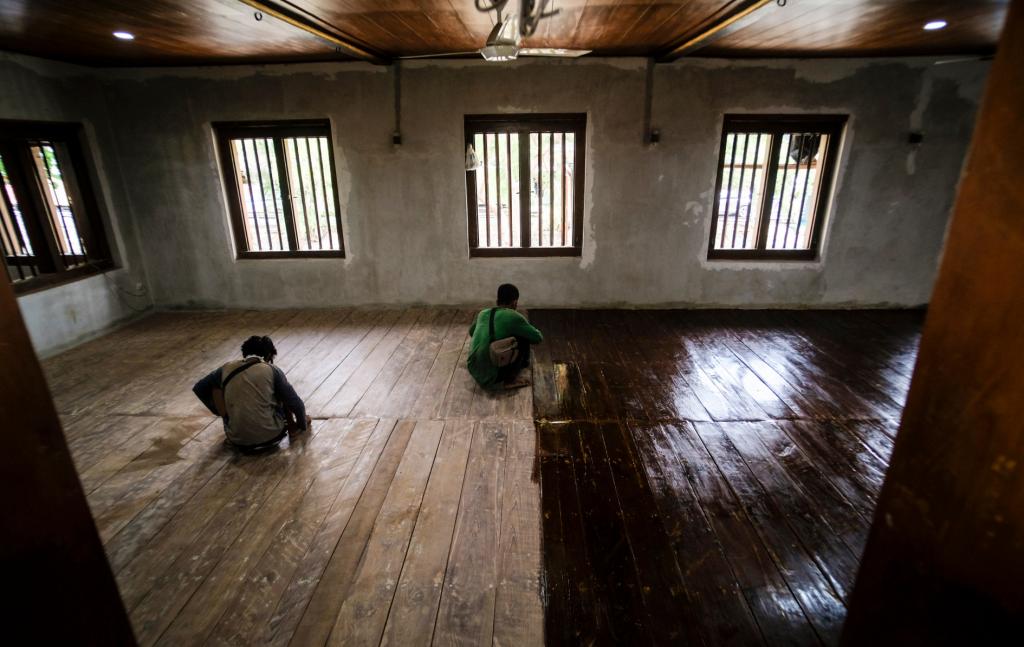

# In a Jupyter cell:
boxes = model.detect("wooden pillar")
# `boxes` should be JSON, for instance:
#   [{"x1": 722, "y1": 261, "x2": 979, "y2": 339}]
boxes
[
  {"x1": 843, "y1": 1, "x2": 1024, "y2": 642},
  {"x1": 0, "y1": 279, "x2": 135, "y2": 642}
]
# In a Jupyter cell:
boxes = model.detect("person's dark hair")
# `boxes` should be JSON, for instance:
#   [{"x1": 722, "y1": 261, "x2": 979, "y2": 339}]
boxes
[
  {"x1": 496, "y1": 283, "x2": 519, "y2": 306},
  {"x1": 241, "y1": 335, "x2": 277, "y2": 362}
]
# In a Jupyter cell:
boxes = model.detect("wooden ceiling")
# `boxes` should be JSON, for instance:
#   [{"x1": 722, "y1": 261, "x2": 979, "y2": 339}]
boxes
[{"x1": 0, "y1": 0, "x2": 1010, "y2": 66}]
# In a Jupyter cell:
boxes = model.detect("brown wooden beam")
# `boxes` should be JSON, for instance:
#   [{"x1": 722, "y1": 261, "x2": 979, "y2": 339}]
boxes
[
  {"x1": 843, "y1": 0, "x2": 1024, "y2": 642},
  {"x1": 237, "y1": 0, "x2": 388, "y2": 64},
  {"x1": 658, "y1": 0, "x2": 776, "y2": 61}
]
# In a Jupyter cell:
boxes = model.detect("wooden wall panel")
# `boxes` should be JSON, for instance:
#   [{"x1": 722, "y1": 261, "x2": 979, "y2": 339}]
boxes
[{"x1": 842, "y1": 0, "x2": 1023, "y2": 641}]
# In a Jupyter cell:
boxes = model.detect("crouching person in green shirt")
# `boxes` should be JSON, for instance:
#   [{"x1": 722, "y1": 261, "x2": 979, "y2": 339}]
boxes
[{"x1": 467, "y1": 283, "x2": 544, "y2": 390}]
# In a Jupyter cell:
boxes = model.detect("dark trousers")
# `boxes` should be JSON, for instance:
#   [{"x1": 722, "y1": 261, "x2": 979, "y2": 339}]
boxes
[{"x1": 497, "y1": 337, "x2": 532, "y2": 384}]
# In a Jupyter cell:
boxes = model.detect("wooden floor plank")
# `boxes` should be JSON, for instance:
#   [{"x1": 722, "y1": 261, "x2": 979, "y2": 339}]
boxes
[
  {"x1": 323, "y1": 309, "x2": 425, "y2": 417},
  {"x1": 129, "y1": 433, "x2": 312, "y2": 645},
  {"x1": 665, "y1": 421, "x2": 820, "y2": 646},
  {"x1": 155, "y1": 419, "x2": 358, "y2": 646},
  {"x1": 433, "y1": 421, "x2": 508, "y2": 646},
  {"x1": 491, "y1": 419, "x2": 544, "y2": 647},
  {"x1": 206, "y1": 418, "x2": 380, "y2": 646},
  {"x1": 379, "y1": 420, "x2": 474, "y2": 647},
  {"x1": 627, "y1": 420, "x2": 764, "y2": 645},
  {"x1": 326, "y1": 419, "x2": 446, "y2": 646},
  {"x1": 305, "y1": 309, "x2": 405, "y2": 415},
  {"x1": 264, "y1": 417, "x2": 399, "y2": 647},
  {"x1": 353, "y1": 310, "x2": 450, "y2": 419},
  {"x1": 287, "y1": 419, "x2": 414, "y2": 646},
  {"x1": 88, "y1": 417, "x2": 220, "y2": 542}
]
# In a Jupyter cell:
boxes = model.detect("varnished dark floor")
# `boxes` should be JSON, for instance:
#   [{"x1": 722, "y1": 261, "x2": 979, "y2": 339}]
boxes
[{"x1": 529, "y1": 309, "x2": 923, "y2": 646}]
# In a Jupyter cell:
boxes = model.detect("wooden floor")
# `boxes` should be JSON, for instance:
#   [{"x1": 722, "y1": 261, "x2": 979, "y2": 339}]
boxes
[
  {"x1": 43, "y1": 307, "x2": 921, "y2": 646},
  {"x1": 45, "y1": 308, "x2": 538, "y2": 647},
  {"x1": 530, "y1": 309, "x2": 922, "y2": 646}
]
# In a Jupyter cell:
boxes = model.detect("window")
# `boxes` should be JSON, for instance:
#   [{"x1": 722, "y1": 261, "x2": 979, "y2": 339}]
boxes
[
  {"x1": 708, "y1": 115, "x2": 845, "y2": 260},
  {"x1": 465, "y1": 114, "x2": 585, "y2": 257},
  {"x1": 0, "y1": 121, "x2": 112, "y2": 293},
  {"x1": 215, "y1": 121, "x2": 344, "y2": 258}
]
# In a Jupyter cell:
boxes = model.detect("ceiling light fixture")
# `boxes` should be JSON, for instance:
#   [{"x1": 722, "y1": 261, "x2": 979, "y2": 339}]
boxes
[
  {"x1": 112, "y1": 31, "x2": 135, "y2": 40},
  {"x1": 923, "y1": 20, "x2": 948, "y2": 31}
]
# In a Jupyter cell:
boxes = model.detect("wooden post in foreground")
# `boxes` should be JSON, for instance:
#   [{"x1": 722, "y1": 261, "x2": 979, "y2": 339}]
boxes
[
  {"x1": 843, "y1": 1, "x2": 1024, "y2": 642},
  {"x1": 0, "y1": 278, "x2": 135, "y2": 643}
]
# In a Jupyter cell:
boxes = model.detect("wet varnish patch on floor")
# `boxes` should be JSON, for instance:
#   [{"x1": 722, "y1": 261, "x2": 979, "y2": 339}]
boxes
[{"x1": 529, "y1": 309, "x2": 922, "y2": 646}]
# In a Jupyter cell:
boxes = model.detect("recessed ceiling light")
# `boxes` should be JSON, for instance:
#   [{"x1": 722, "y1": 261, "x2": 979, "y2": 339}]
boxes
[
  {"x1": 923, "y1": 20, "x2": 948, "y2": 31},
  {"x1": 113, "y1": 31, "x2": 135, "y2": 40}
]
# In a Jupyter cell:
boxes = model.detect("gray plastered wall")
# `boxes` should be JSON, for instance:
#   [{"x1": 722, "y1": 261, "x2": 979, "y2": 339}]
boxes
[
  {"x1": 1, "y1": 53, "x2": 989, "y2": 354},
  {"x1": 1, "y1": 53, "x2": 152, "y2": 356}
]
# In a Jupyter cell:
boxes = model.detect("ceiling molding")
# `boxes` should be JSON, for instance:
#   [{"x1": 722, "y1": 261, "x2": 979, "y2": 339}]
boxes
[
  {"x1": 658, "y1": 0, "x2": 776, "y2": 61},
  {"x1": 236, "y1": 0, "x2": 388, "y2": 64}
]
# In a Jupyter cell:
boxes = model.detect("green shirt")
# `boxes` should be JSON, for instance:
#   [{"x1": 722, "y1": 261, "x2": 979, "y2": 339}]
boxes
[{"x1": 467, "y1": 307, "x2": 543, "y2": 388}]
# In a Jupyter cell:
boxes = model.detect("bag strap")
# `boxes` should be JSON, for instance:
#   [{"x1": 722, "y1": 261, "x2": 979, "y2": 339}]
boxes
[
  {"x1": 488, "y1": 307, "x2": 497, "y2": 343},
  {"x1": 222, "y1": 358, "x2": 260, "y2": 390}
]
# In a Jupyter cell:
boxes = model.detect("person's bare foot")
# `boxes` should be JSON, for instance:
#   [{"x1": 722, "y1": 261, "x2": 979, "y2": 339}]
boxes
[{"x1": 503, "y1": 378, "x2": 531, "y2": 390}]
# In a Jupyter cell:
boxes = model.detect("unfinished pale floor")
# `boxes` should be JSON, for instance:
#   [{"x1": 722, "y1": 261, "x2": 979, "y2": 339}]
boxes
[{"x1": 44, "y1": 308, "x2": 539, "y2": 646}]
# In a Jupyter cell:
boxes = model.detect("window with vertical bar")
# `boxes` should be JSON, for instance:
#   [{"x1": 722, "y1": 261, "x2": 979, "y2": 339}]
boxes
[
  {"x1": 0, "y1": 121, "x2": 112, "y2": 293},
  {"x1": 708, "y1": 115, "x2": 845, "y2": 260},
  {"x1": 465, "y1": 114, "x2": 585, "y2": 257},
  {"x1": 215, "y1": 121, "x2": 344, "y2": 258}
]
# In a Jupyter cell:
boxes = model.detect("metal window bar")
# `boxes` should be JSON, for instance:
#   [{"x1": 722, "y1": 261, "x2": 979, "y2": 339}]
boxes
[
  {"x1": 787, "y1": 132, "x2": 807, "y2": 249},
  {"x1": 769, "y1": 134, "x2": 792, "y2": 249},
  {"x1": 32, "y1": 144, "x2": 87, "y2": 263},
  {"x1": 794, "y1": 134, "x2": 826, "y2": 249},
  {"x1": 247, "y1": 139, "x2": 275, "y2": 249},
  {"x1": 301, "y1": 137, "x2": 324, "y2": 248},
  {"x1": 718, "y1": 133, "x2": 739, "y2": 248},
  {"x1": 505, "y1": 133, "x2": 513, "y2": 247},
  {"x1": 311, "y1": 137, "x2": 332, "y2": 249},
  {"x1": 0, "y1": 154, "x2": 37, "y2": 281},
  {"x1": 483, "y1": 133, "x2": 492, "y2": 247},
  {"x1": 316, "y1": 138, "x2": 337, "y2": 249},
  {"x1": 561, "y1": 133, "x2": 567, "y2": 246},
  {"x1": 566, "y1": 132, "x2": 575, "y2": 246},
  {"x1": 235, "y1": 140, "x2": 263, "y2": 251},
  {"x1": 536, "y1": 133, "x2": 543, "y2": 246},
  {"x1": 286, "y1": 139, "x2": 313, "y2": 249},
  {"x1": 245, "y1": 140, "x2": 270, "y2": 249},
  {"x1": 499, "y1": 133, "x2": 507, "y2": 245},
  {"x1": 260, "y1": 139, "x2": 285, "y2": 250},
  {"x1": 0, "y1": 180, "x2": 26, "y2": 281},
  {"x1": 475, "y1": 132, "x2": 525, "y2": 249},
  {"x1": 741, "y1": 134, "x2": 765, "y2": 248},
  {"x1": 730, "y1": 134, "x2": 750, "y2": 248},
  {"x1": 473, "y1": 133, "x2": 487, "y2": 248},
  {"x1": 548, "y1": 132, "x2": 554, "y2": 247}
]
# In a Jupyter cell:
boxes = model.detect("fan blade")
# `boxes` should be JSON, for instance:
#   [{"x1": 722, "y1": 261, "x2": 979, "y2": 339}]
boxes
[
  {"x1": 518, "y1": 48, "x2": 591, "y2": 58},
  {"x1": 398, "y1": 51, "x2": 481, "y2": 59},
  {"x1": 932, "y1": 55, "x2": 993, "y2": 66}
]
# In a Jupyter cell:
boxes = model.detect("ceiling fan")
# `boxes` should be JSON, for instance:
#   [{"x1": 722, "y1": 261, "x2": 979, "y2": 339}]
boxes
[{"x1": 400, "y1": 0, "x2": 590, "y2": 62}]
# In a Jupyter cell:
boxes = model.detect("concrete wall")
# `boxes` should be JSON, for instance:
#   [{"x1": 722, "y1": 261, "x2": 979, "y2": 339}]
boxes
[
  {"x1": 1, "y1": 54, "x2": 152, "y2": 356},
  {"x1": 98, "y1": 56, "x2": 986, "y2": 310},
  {"x1": 0, "y1": 53, "x2": 989, "y2": 350}
]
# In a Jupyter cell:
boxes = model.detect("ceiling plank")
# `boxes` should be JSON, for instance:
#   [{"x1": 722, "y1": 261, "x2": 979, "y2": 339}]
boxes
[{"x1": 0, "y1": 0, "x2": 1009, "y2": 65}]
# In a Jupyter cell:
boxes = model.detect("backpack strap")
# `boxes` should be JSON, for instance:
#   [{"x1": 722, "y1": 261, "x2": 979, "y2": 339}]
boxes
[{"x1": 222, "y1": 358, "x2": 260, "y2": 390}]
